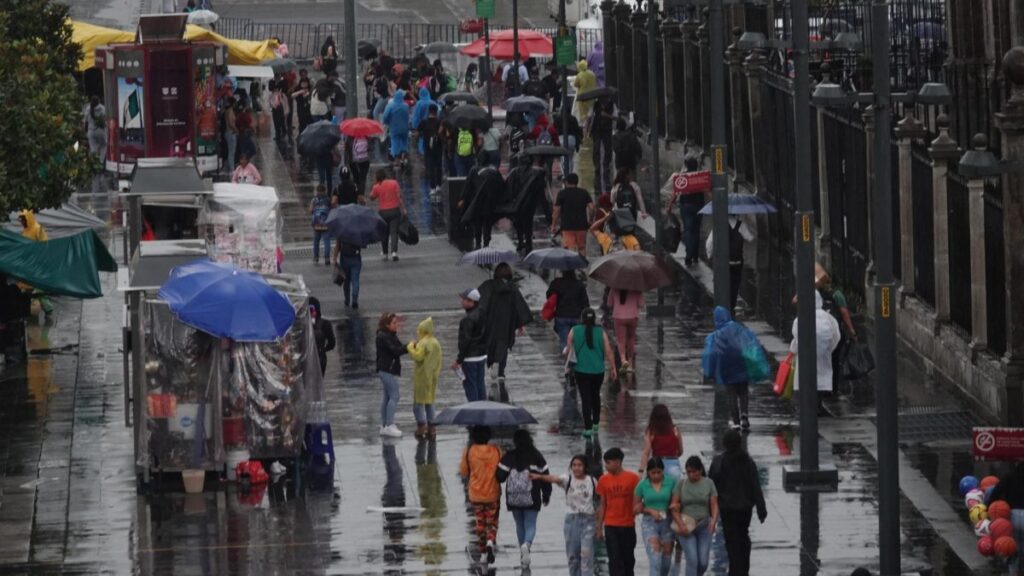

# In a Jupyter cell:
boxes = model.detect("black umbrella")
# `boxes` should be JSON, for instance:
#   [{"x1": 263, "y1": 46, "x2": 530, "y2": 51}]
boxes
[
  {"x1": 524, "y1": 247, "x2": 588, "y2": 270},
  {"x1": 298, "y1": 120, "x2": 342, "y2": 157},
  {"x1": 523, "y1": 145, "x2": 572, "y2": 157},
  {"x1": 325, "y1": 205, "x2": 388, "y2": 247},
  {"x1": 263, "y1": 57, "x2": 297, "y2": 75},
  {"x1": 440, "y1": 92, "x2": 480, "y2": 105},
  {"x1": 358, "y1": 39, "x2": 381, "y2": 59},
  {"x1": 446, "y1": 105, "x2": 491, "y2": 130},
  {"x1": 504, "y1": 95, "x2": 549, "y2": 114},
  {"x1": 576, "y1": 86, "x2": 618, "y2": 102},
  {"x1": 420, "y1": 41, "x2": 458, "y2": 54},
  {"x1": 433, "y1": 401, "x2": 538, "y2": 426}
]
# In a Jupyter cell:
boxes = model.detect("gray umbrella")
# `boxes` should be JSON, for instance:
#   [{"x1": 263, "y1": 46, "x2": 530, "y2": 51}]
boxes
[
  {"x1": 421, "y1": 41, "x2": 458, "y2": 54},
  {"x1": 447, "y1": 105, "x2": 491, "y2": 130},
  {"x1": 523, "y1": 145, "x2": 572, "y2": 157},
  {"x1": 440, "y1": 92, "x2": 480, "y2": 105},
  {"x1": 298, "y1": 120, "x2": 341, "y2": 157},
  {"x1": 504, "y1": 95, "x2": 549, "y2": 114},
  {"x1": 433, "y1": 401, "x2": 538, "y2": 426}
]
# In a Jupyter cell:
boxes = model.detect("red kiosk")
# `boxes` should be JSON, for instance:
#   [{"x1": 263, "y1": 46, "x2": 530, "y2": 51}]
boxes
[{"x1": 95, "y1": 14, "x2": 226, "y2": 176}]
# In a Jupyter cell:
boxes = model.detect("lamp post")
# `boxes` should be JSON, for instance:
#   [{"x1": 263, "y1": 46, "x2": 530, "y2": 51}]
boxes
[
  {"x1": 344, "y1": 0, "x2": 358, "y2": 118},
  {"x1": 708, "y1": 0, "x2": 730, "y2": 310}
]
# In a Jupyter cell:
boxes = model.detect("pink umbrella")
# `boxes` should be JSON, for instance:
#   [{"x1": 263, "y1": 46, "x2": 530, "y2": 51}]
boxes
[{"x1": 460, "y1": 29, "x2": 553, "y2": 60}]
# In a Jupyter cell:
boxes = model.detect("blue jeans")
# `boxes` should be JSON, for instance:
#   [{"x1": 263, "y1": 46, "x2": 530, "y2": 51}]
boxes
[
  {"x1": 455, "y1": 154, "x2": 474, "y2": 177},
  {"x1": 462, "y1": 359, "x2": 486, "y2": 402},
  {"x1": 561, "y1": 135, "x2": 577, "y2": 177},
  {"x1": 642, "y1": 516, "x2": 675, "y2": 576},
  {"x1": 378, "y1": 371, "x2": 400, "y2": 427},
  {"x1": 512, "y1": 508, "x2": 539, "y2": 545},
  {"x1": 225, "y1": 131, "x2": 237, "y2": 172},
  {"x1": 313, "y1": 229, "x2": 331, "y2": 262},
  {"x1": 679, "y1": 201, "x2": 703, "y2": 262},
  {"x1": 564, "y1": 513, "x2": 596, "y2": 576},
  {"x1": 554, "y1": 317, "x2": 578, "y2": 350},
  {"x1": 678, "y1": 518, "x2": 712, "y2": 576},
  {"x1": 339, "y1": 255, "x2": 362, "y2": 306},
  {"x1": 413, "y1": 403, "x2": 435, "y2": 425}
]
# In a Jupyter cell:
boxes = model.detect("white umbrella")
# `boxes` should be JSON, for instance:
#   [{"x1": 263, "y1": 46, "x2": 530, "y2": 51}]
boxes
[{"x1": 187, "y1": 9, "x2": 219, "y2": 25}]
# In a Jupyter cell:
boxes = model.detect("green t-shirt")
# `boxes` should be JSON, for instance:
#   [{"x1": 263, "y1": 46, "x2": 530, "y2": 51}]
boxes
[
  {"x1": 571, "y1": 325, "x2": 606, "y2": 375},
  {"x1": 831, "y1": 289, "x2": 848, "y2": 309},
  {"x1": 634, "y1": 476, "x2": 677, "y2": 512},
  {"x1": 674, "y1": 476, "x2": 717, "y2": 521}
]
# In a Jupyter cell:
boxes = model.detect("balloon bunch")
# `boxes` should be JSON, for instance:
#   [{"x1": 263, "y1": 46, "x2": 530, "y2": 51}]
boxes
[{"x1": 961, "y1": 475, "x2": 1017, "y2": 562}]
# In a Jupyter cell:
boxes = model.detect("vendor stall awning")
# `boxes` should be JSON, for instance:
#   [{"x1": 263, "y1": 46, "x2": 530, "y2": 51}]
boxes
[
  {"x1": 5, "y1": 203, "x2": 108, "y2": 239},
  {"x1": 124, "y1": 158, "x2": 212, "y2": 205},
  {"x1": 0, "y1": 229, "x2": 117, "y2": 299},
  {"x1": 123, "y1": 239, "x2": 209, "y2": 292},
  {"x1": 228, "y1": 65, "x2": 275, "y2": 79}
]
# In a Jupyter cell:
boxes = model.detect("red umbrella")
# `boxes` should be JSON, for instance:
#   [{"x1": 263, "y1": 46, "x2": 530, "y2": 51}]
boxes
[
  {"x1": 460, "y1": 29, "x2": 553, "y2": 60},
  {"x1": 339, "y1": 118, "x2": 384, "y2": 138}
]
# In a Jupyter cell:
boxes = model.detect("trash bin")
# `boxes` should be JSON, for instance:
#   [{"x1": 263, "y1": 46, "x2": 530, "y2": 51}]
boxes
[{"x1": 444, "y1": 177, "x2": 473, "y2": 250}]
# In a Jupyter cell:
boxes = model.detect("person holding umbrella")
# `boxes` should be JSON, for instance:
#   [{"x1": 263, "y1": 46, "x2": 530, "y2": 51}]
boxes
[
  {"x1": 573, "y1": 60, "x2": 598, "y2": 125},
  {"x1": 608, "y1": 287, "x2": 644, "y2": 372},
  {"x1": 567, "y1": 308, "x2": 616, "y2": 437},
  {"x1": 706, "y1": 216, "x2": 753, "y2": 311},
  {"x1": 497, "y1": 429, "x2": 552, "y2": 570},
  {"x1": 375, "y1": 312, "x2": 407, "y2": 437},
  {"x1": 340, "y1": 118, "x2": 384, "y2": 196},
  {"x1": 504, "y1": 154, "x2": 548, "y2": 254},
  {"x1": 459, "y1": 425, "x2": 503, "y2": 567},
  {"x1": 369, "y1": 168, "x2": 406, "y2": 261},
  {"x1": 477, "y1": 263, "x2": 531, "y2": 400}
]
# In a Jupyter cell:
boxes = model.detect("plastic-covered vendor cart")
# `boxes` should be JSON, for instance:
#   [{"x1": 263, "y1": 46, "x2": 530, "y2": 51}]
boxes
[{"x1": 199, "y1": 183, "x2": 282, "y2": 274}]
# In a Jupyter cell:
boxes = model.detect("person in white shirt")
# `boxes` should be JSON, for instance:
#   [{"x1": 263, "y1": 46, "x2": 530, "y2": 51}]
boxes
[
  {"x1": 706, "y1": 216, "x2": 755, "y2": 310},
  {"x1": 532, "y1": 455, "x2": 598, "y2": 576}
]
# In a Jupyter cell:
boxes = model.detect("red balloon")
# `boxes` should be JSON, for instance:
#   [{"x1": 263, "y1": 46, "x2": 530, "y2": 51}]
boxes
[
  {"x1": 995, "y1": 536, "x2": 1018, "y2": 558},
  {"x1": 977, "y1": 536, "x2": 995, "y2": 557},
  {"x1": 980, "y1": 476, "x2": 1000, "y2": 491},
  {"x1": 988, "y1": 500, "x2": 1012, "y2": 521},
  {"x1": 990, "y1": 518, "x2": 1014, "y2": 540}
]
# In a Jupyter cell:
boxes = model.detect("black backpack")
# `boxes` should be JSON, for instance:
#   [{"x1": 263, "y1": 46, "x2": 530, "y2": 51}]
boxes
[{"x1": 614, "y1": 184, "x2": 637, "y2": 213}]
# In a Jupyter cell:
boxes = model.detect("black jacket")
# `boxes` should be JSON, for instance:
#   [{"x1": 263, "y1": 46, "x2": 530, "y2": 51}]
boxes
[
  {"x1": 309, "y1": 297, "x2": 335, "y2": 367},
  {"x1": 457, "y1": 305, "x2": 488, "y2": 363},
  {"x1": 546, "y1": 276, "x2": 589, "y2": 320},
  {"x1": 709, "y1": 451, "x2": 766, "y2": 516},
  {"x1": 613, "y1": 130, "x2": 642, "y2": 169},
  {"x1": 375, "y1": 329, "x2": 407, "y2": 375},
  {"x1": 497, "y1": 449, "x2": 553, "y2": 511}
]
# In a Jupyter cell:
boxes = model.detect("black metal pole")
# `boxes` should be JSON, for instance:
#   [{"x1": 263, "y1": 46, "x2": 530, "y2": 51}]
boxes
[
  {"x1": 344, "y1": 0, "x2": 358, "y2": 118},
  {"x1": 648, "y1": 0, "x2": 664, "y2": 309},
  {"x1": 872, "y1": 0, "x2": 899, "y2": 571},
  {"x1": 485, "y1": 18, "x2": 493, "y2": 120},
  {"x1": 792, "y1": 0, "x2": 819, "y2": 472},
  {"x1": 512, "y1": 0, "x2": 521, "y2": 97},
  {"x1": 557, "y1": 0, "x2": 569, "y2": 142},
  {"x1": 708, "y1": 0, "x2": 730, "y2": 308}
]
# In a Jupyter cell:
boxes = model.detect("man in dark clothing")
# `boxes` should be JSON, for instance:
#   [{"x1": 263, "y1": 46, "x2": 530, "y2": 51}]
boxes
[
  {"x1": 419, "y1": 105, "x2": 443, "y2": 193},
  {"x1": 309, "y1": 297, "x2": 336, "y2": 376},
  {"x1": 542, "y1": 68, "x2": 562, "y2": 111},
  {"x1": 503, "y1": 155, "x2": 548, "y2": 254},
  {"x1": 550, "y1": 173, "x2": 593, "y2": 257},
  {"x1": 708, "y1": 430, "x2": 767, "y2": 576},
  {"x1": 462, "y1": 162, "x2": 505, "y2": 249},
  {"x1": 589, "y1": 98, "x2": 615, "y2": 193},
  {"x1": 454, "y1": 288, "x2": 489, "y2": 401},
  {"x1": 523, "y1": 72, "x2": 547, "y2": 100},
  {"x1": 546, "y1": 270, "x2": 590, "y2": 349},
  {"x1": 612, "y1": 118, "x2": 642, "y2": 177}
]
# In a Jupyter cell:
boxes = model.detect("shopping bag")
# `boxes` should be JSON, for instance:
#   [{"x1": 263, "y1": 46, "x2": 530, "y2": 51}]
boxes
[
  {"x1": 332, "y1": 264, "x2": 346, "y2": 286},
  {"x1": 742, "y1": 343, "x2": 771, "y2": 382},
  {"x1": 541, "y1": 293, "x2": 558, "y2": 321},
  {"x1": 842, "y1": 342, "x2": 876, "y2": 380},
  {"x1": 781, "y1": 363, "x2": 795, "y2": 401},
  {"x1": 662, "y1": 213, "x2": 682, "y2": 254},
  {"x1": 774, "y1": 352, "x2": 794, "y2": 396},
  {"x1": 398, "y1": 215, "x2": 419, "y2": 245}
]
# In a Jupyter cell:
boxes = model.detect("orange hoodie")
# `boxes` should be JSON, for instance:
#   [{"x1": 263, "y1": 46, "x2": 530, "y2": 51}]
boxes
[{"x1": 460, "y1": 443, "x2": 502, "y2": 503}]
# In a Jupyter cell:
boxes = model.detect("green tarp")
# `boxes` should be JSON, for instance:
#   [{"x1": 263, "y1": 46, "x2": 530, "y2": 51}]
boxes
[{"x1": 0, "y1": 229, "x2": 117, "y2": 299}]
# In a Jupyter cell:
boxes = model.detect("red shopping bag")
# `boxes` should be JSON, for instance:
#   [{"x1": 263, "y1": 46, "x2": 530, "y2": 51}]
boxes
[
  {"x1": 773, "y1": 353, "x2": 795, "y2": 396},
  {"x1": 541, "y1": 293, "x2": 558, "y2": 321}
]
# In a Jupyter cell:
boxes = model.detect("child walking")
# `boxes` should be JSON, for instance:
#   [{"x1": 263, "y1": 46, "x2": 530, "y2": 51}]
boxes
[{"x1": 459, "y1": 425, "x2": 502, "y2": 566}]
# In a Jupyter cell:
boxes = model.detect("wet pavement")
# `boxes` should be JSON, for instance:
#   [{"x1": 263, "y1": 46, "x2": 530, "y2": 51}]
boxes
[{"x1": 0, "y1": 129, "x2": 1008, "y2": 575}]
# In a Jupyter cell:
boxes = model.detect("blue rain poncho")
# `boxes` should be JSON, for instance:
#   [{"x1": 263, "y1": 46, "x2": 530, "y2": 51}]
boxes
[{"x1": 702, "y1": 306, "x2": 770, "y2": 385}]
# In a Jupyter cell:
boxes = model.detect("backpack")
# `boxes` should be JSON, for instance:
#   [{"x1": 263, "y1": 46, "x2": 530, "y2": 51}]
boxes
[
  {"x1": 537, "y1": 128, "x2": 553, "y2": 146},
  {"x1": 614, "y1": 183, "x2": 637, "y2": 213},
  {"x1": 609, "y1": 208, "x2": 637, "y2": 236},
  {"x1": 311, "y1": 195, "x2": 330, "y2": 227},
  {"x1": 352, "y1": 137, "x2": 370, "y2": 162},
  {"x1": 457, "y1": 128, "x2": 474, "y2": 157},
  {"x1": 506, "y1": 467, "x2": 534, "y2": 507},
  {"x1": 310, "y1": 90, "x2": 329, "y2": 116}
]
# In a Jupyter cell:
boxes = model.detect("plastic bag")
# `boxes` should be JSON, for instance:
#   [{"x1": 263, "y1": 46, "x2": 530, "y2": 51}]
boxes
[
  {"x1": 742, "y1": 343, "x2": 771, "y2": 382},
  {"x1": 781, "y1": 364, "x2": 795, "y2": 401},
  {"x1": 774, "y1": 353, "x2": 794, "y2": 395},
  {"x1": 541, "y1": 293, "x2": 558, "y2": 321},
  {"x1": 398, "y1": 215, "x2": 419, "y2": 245},
  {"x1": 843, "y1": 342, "x2": 875, "y2": 380},
  {"x1": 662, "y1": 213, "x2": 682, "y2": 254}
]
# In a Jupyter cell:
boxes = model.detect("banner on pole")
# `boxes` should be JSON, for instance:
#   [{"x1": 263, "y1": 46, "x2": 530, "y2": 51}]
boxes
[
  {"x1": 555, "y1": 36, "x2": 577, "y2": 66},
  {"x1": 476, "y1": 0, "x2": 494, "y2": 19}
]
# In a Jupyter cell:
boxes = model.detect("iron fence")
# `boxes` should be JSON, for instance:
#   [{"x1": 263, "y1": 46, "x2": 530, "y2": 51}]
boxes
[
  {"x1": 985, "y1": 184, "x2": 1006, "y2": 354},
  {"x1": 946, "y1": 172, "x2": 972, "y2": 336},
  {"x1": 821, "y1": 108, "x2": 869, "y2": 298},
  {"x1": 910, "y1": 144, "x2": 935, "y2": 306}
]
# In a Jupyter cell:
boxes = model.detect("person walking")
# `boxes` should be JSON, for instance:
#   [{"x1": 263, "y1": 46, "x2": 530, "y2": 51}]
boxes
[
  {"x1": 309, "y1": 185, "x2": 332, "y2": 265},
  {"x1": 610, "y1": 169, "x2": 648, "y2": 222},
  {"x1": 345, "y1": 134, "x2": 372, "y2": 198},
  {"x1": 547, "y1": 269, "x2": 590, "y2": 350},
  {"x1": 459, "y1": 425, "x2": 503, "y2": 566},
  {"x1": 481, "y1": 125, "x2": 503, "y2": 169},
  {"x1": 411, "y1": 87, "x2": 435, "y2": 155},
  {"x1": 320, "y1": 36, "x2": 338, "y2": 77},
  {"x1": 532, "y1": 455, "x2": 598, "y2": 576},
  {"x1": 639, "y1": 404, "x2": 684, "y2": 481},
  {"x1": 703, "y1": 306, "x2": 766, "y2": 431},
  {"x1": 309, "y1": 297, "x2": 335, "y2": 376},
  {"x1": 370, "y1": 169, "x2": 406, "y2": 261},
  {"x1": 634, "y1": 457, "x2": 678, "y2": 576},
  {"x1": 568, "y1": 308, "x2": 617, "y2": 438},
  {"x1": 462, "y1": 162, "x2": 504, "y2": 249},
  {"x1": 419, "y1": 105, "x2": 444, "y2": 194},
  {"x1": 375, "y1": 312, "x2": 407, "y2": 437},
  {"x1": 269, "y1": 76, "x2": 289, "y2": 140},
  {"x1": 291, "y1": 69, "x2": 313, "y2": 135},
  {"x1": 382, "y1": 89, "x2": 411, "y2": 168},
  {"x1": 561, "y1": 113, "x2": 583, "y2": 179},
  {"x1": 498, "y1": 429, "x2": 552, "y2": 570},
  {"x1": 597, "y1": 447, "x2": 640, "y2": 576},
  {"x1": 790, "y1": 291, "x2": 841, "y2": 400},
  {"x1": 607, "y1": 288, "x2": 644, "y2": 371},
  {"x1": 573, "y1": 59, "x2": 598, "y2": 125},
  {"x1": 551, "y1": 173, "x2": 594, "y2": 257},
  {"x1": 705, "y1": 216, "x2": 753, "y2": 311},
  {"x1": 708, "y1": 430, "x2": 767, "y2": 576},
  {"x1": 231, "y1": 153, "x2": 262, "y2": 184},
  {"x1": 454, "y1": 288, "x2": 488, "y2": 402},
  {"x1": 613, "y1": 118, "x2": 643, "y2": 178},
  {"x1": 407, "y1": 317, "x2": 442, "y2": 440},
  {"x1": 84, "y1": 95, "x2": 107, "y2": 161},
  {"x1": 333, "y1": 167, "x2": 363, "y2": 207},
  {"x1": 665, "y1": 156, "x2": 707, "y2": 266},
  {"x1": 816, "y1": 269, "x2": 858, "y2": 390},
  {"x1": 477, "y1": 263, "x2": 531, "y2": 400},
  {"x1": 670, "y1": 456, "x2": 719, "y2": 576},
  {"x1": 588, "y1": 97, "x2": 616, "y2": 193},
  {"x1": 331, "y1": 236, "x2": 362, "y2": 309}
]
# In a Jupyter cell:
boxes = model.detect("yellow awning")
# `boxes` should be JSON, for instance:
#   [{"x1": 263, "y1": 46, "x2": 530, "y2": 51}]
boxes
[{"x1": 71, "y1": 19, "x2": 280, "y2": 72}]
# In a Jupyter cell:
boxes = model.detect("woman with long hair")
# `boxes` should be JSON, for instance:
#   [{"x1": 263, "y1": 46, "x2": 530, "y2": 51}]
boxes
[
  {"x1": 320, "y1": 36, "x2": 338, "y2": 76},
  {"x1": 497, "y1": 429, "x2": 552, "y2": 570},
  {"x1": 374, "y1": 312, "x2": 407, "y2": 437},
  {"x1": 566, "y1": 308, "x2": 617, "y2": 438},
  {"x1": 607, "y1": 288, "x2": 644, "y2": 371},
  {"x1": 532, "y1": 454, "x2": 599, "y2": 575},
  {"x1": 610, "y1": 167, "x2": 647, "y2": 221},
  {"x1": 670, "y1": 456, "x2": 719, "y2": 576},
  {"x1": 640, "y1": 404, "x2": 684, "y2": 480},
  {"x1": 634, "y1": 457, "x2": 677, "y2": 576}
]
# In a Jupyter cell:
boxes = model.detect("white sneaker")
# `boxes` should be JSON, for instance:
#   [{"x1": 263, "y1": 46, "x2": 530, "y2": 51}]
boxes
[
  {"x1": 520, "y1": 543, "x2": 531, "y2": 569},
  {"x1": 380, "y1": 424, "x2": 402, "y2": 437}
]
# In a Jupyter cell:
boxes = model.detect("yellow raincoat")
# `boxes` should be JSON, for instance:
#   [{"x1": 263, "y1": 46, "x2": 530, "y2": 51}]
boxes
[
  {"x1": 407, "y1": 317, "x2": 442, "y2": 404},
  {"x1": 573, "y1": 60, "x2": 598, "y2": 123},
  {"x1": 19, "y1": 210, "x2": 47, "y2": 242}
]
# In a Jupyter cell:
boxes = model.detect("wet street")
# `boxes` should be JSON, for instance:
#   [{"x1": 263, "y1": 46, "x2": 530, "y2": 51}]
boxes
[{"x1": 0, "y1": 131, "x2": 1003, "y2": 575}]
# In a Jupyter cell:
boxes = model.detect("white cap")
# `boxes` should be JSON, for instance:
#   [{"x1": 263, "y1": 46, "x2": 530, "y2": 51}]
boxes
[{"x1": 461, "y1": 288, "x2": 481, "y2": 302}]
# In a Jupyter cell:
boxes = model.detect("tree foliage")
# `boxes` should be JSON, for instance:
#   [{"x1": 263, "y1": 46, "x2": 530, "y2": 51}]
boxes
[{"x1": 0, "y1": 0, "x2": 95, "y2": 214}]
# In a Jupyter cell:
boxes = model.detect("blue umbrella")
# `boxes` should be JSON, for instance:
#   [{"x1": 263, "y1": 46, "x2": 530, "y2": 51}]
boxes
[
  {"x1": 698, "y1": 193, "x2": 779, "y2": 215},
  {"x1": 158, "y1": 259, "x2": 295, "y2": 342},
  {"x1": 458, "y1": 247, "x2": 519, "y2": 266},
  {"x1": 325, "y1": 205, "x2": 388, "y2": 247},
  {"x1": 524, "y1": 247, "x2": 588, "y2": 270},
  {"x1": 433, "y1": 401, "x2": 538, "y2": 426}
]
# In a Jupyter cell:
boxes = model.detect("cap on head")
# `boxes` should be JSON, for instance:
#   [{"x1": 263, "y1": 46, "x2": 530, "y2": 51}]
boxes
[{"x1": 461, "y1": 288, "x2": 481, "y2": 302}]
